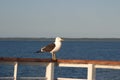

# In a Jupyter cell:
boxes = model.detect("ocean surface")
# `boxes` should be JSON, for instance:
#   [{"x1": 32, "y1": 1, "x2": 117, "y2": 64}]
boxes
[{"x1": 0, "y1": 40, "x2": 120, "y2": 80}]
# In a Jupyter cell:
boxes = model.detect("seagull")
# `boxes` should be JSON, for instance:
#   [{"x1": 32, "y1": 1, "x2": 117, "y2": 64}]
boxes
[{"x1": 36, "y1": 37, "x2": 63, "y2": 60}]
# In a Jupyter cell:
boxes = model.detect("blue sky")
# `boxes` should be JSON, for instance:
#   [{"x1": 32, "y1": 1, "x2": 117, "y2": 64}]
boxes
[{"x1": 0, "y1": 0, "x2": 120, "y2": 38}]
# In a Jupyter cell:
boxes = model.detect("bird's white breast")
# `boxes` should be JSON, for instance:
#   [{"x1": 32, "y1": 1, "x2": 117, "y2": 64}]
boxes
[{"x1": 50, "y1": 41, "x2": 61, "y2": 53}]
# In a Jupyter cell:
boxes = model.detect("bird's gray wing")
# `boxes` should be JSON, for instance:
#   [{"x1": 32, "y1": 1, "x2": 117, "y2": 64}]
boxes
[{"x1": 41, "y1": 43, "x2": 55, "y2": 52}]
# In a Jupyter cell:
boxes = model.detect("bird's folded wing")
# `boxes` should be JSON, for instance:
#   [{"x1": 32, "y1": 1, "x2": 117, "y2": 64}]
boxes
[{"x1": 41, "y1": 43, "x2": 55, "y2": 52}]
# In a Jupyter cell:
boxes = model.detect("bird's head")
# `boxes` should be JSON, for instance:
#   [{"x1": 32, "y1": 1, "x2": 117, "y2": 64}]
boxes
[{"x1": 55, "y1": 37, "x2": 64, "y2": 42}]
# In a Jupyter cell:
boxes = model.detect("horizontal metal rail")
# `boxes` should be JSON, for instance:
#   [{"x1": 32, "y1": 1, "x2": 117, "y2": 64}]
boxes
[{"x1": 0, "y1": 57, "x2": 120, "y2": 65}]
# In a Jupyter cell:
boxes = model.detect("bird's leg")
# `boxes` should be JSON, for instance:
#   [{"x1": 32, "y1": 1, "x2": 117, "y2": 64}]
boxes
[
  {"x1": 53, "y1": 53, "x2": 56, "y2": 60},
  {"x1": 52, "y1": 53, "x2": 56, "y2": 60}
]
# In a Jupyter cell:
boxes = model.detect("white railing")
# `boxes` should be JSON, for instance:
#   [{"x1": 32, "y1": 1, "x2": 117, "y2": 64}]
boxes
[{"x1": 0, "y1": 57, "x2": 120, "y2": 80}]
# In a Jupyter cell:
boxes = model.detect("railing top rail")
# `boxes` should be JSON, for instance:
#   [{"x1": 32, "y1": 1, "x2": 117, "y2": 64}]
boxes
[
  {"x1": 0, "y1": 57, "x2": 54, "y2": 62},
  {"x1": 0, "y1": 57, "x2": 120, "y2": 66},
  {"x1": 57, "y1": 59, "x2": 120, "y2": 66}
]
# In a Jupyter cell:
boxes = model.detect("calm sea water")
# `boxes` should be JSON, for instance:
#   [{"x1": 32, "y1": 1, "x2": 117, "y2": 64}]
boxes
[{"x1": 0, "y1": 40, "x2": 120, "y2": 80}]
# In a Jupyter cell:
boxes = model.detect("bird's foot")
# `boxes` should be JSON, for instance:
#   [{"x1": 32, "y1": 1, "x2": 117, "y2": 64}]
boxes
[{"x1": 52, "y1": 58, "x2": 57, "y2": 61}]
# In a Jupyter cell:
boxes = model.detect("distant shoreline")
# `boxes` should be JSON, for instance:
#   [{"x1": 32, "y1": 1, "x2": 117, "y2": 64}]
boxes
[{"x1": 0, "y1": 38, "x2": 120, "y2": 41}]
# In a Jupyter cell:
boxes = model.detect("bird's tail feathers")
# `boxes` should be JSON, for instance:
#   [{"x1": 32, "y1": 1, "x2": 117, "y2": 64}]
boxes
[{"x1": 35, "y1": 50, "x2": 43, "y2": 53}]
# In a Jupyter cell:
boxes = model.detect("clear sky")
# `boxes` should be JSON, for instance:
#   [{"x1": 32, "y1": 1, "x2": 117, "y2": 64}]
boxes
[{"x1": 0, "y1": 0, "x2": 120, "y2": 38}]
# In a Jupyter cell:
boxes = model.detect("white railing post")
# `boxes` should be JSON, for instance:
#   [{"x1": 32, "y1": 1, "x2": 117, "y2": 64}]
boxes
[
  {"x1": 45, "y1": 63, "x2": 54, "y2": 80},
  {"x1": 14, "y1": 62, "x2": 18, "y2": 80},
  {"x1": 87, "y1": 64, "x2": 96, "y2": 80}
]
